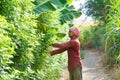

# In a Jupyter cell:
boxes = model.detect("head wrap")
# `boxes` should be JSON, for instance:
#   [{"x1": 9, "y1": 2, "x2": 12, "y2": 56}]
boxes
[{"x1": 69, "y1": 27, "x2": 80, "y2": 38}]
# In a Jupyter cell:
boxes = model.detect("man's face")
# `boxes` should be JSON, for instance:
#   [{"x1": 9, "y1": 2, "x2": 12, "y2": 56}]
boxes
[{"x1": 69, "y1": 30, "x2": 74, "y2": 38}]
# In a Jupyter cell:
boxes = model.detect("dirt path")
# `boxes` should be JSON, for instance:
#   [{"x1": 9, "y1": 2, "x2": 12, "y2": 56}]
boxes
[{"x1": 59, "y1": 49, "x2": 115, "y2": 80}]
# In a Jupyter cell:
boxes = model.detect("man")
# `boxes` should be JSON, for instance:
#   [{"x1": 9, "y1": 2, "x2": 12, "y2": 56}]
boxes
[{"x1": 50, "y1": 27, "x2": 82, "y2": 80}]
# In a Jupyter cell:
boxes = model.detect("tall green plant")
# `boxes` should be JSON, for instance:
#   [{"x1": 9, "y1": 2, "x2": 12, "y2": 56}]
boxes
[
  {"x1": 104, "y1": 0, "x2": 120, "y2": 65},
  {"x1": 33, "y1": 10, "x2": 68, "y2": 69},
  {"x1": 0, "y1": 15, "x2": 15, "y2": 79},
  {"x1": 0, "y1": 0, "x2": 37, "y2": 71},
  {"x1": 31, "y1": 10, "x2": 68, "y2": 79},
  {"x1": 0, "y1": 0, "x2": 81, "y2": 79}
]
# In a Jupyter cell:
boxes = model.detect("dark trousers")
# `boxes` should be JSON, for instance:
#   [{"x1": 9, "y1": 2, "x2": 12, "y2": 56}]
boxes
[{"x1": 69, "y1": 67, "x2": 82, "y2": 80}]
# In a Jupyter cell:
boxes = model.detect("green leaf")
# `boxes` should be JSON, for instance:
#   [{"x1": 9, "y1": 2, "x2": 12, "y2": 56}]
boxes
[
  {"x1": 33, "y1": 0, "x2": 68, "y2": 14},
  {"x1": 57, "y1": 32, "x2": 66, "y2": 38},
  {"x1": 50, "y1": 0, "x2": 66, "y2": 8},
  {"x1": 37, "y1": 23, "x2": 47, "y2": 33},
  {"x1": 59, "y1": 0, "x2": 67, "y2": 4},
  {"x1": 67, "y1": 0, "x2": 73, "y2": 4},
  {"x1": 33, "y1": 1, "x2": 57, "y2": 13},
  {"x1": 60, "y1": 5, "x2": 82, "y2": 24},
  {"x1": 33, "y1": 0, "x2": 82, "y2": 24}
]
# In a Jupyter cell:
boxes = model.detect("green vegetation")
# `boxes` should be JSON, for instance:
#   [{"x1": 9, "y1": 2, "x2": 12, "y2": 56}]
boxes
[
  {"x1": 0, "y1": 16, "x2": 15, "y2": 79},
  {"x1": 79, "y1": 24, "x2": 106, "y2": 49},
  {"x1": 0, "y1": 0, "x2": 81, "y2": 79},
  {"x1": 81, "y1": 0, "x2": 120, "y2": 66},
  {"x1": 1, "y1": 0, "x2": 119, "y2": 79},
  {"x1": 83, "y1": 0, "x2": 111, "y2": 23},
  {"x1": 80, "y1": 0, "x2": 120, "y2": 79},
  {"x1": 104, "y1": 0, "x2": 120, "y2": 66}
]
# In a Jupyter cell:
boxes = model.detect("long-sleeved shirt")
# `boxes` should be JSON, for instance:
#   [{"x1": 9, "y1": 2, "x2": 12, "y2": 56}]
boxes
[{"x1": 50, "y1": 38, "x2": 82, "y2": 71}]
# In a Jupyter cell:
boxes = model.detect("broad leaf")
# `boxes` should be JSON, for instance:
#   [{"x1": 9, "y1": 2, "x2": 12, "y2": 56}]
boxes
[
  {"x1": 60, "y1": 5, "x2": 82, "y2": 24},
  {"x1": 33, "y1": 0, "x2": 67, "y2": 13},
  {"x1": 33, "y1": 0, "x2": 82, "y2": 24},
  {"x1": 33, "y1": 1, "x2": 57, "y2": 13},
  {"x1": 67, "y1": 0, "x2": 73, "y2": 4},
  {"x1": 50, "y1": 0, "x2": 67, "y2": 8}
]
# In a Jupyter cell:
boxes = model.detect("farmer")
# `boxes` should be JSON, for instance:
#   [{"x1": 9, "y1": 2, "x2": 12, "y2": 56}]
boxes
[{"x1": 50, "y1": 27, "x2": 82, "y2": 80}]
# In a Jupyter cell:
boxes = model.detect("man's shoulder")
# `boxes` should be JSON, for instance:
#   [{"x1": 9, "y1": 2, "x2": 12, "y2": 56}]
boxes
[{"x1": 70, "y1": 39, "x2": 80, "y2": 44}]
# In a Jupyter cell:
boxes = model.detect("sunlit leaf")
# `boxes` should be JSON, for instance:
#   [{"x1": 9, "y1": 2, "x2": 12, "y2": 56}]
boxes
[{"x1": 57, "y1": 32, "x2": 66, "y2": 38}]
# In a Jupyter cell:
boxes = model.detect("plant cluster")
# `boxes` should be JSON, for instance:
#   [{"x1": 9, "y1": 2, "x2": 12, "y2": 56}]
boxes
[
  {"x1": 0, "y1": 0, "x2": 81, "y2": 79},
  {"x1": 80, "y1": 0, "x2": 120, "y2": 70}
]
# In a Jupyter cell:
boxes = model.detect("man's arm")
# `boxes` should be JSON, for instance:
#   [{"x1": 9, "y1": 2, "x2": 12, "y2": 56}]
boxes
[
  {"x1": 50, "y1": 48, "x2": 66, "y2": 56},
  {"x1": 53, "y1": 41, "x2": 74, "y2": 49}
]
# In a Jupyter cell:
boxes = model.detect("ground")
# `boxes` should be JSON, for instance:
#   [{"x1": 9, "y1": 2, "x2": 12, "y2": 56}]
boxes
[{"x1": 59, "y1": 49, "x2": 115, "y2": 80}]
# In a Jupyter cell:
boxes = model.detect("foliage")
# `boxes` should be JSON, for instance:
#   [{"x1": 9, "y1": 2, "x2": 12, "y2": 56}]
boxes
[
  {"x1": 79, "y1": 24, "x2": 106, "y2": 49},
  {"x1": 82, "y1": 0, "x2": 111, "y2": 22},
  {"x1": 32, "y1": 11, "x2": 68, "y2": 79},
  {"x1": 0, "y1": 0, "x2": 71, "y2": 80},
  {"x1": 104, "y1": 0, "x2": 120, "y2": 66},
  {"x1": 0, "y1": 15, "x2": 15, "y2": 79},
  {"x1": 33, "y1": 0, "x2": 81, "y2": 24},
  {"x1": 80, "y1": 0, "x2": 120, "y2": 79},
  {"x1": 60, "y1": 5, "x2": 81, "y2": 24},
  {"x1": 0, "y1": 0, "x2": 37, "y2": 71},
  {"x1": 0, "y1": 0, "x2": 82, "y2": 79},
  {"x1": 35, "y1": 11, "x2": 60, "y2": 59},
  {"x1": 0, "y1": 0, "x2": 35, "y2": 21},
  {"x1": 81, "y1": 0, "x2": 120, "y2": 67},
  {"x1": 0, "y1": 0, "x2": 39, "y2": 79}
]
